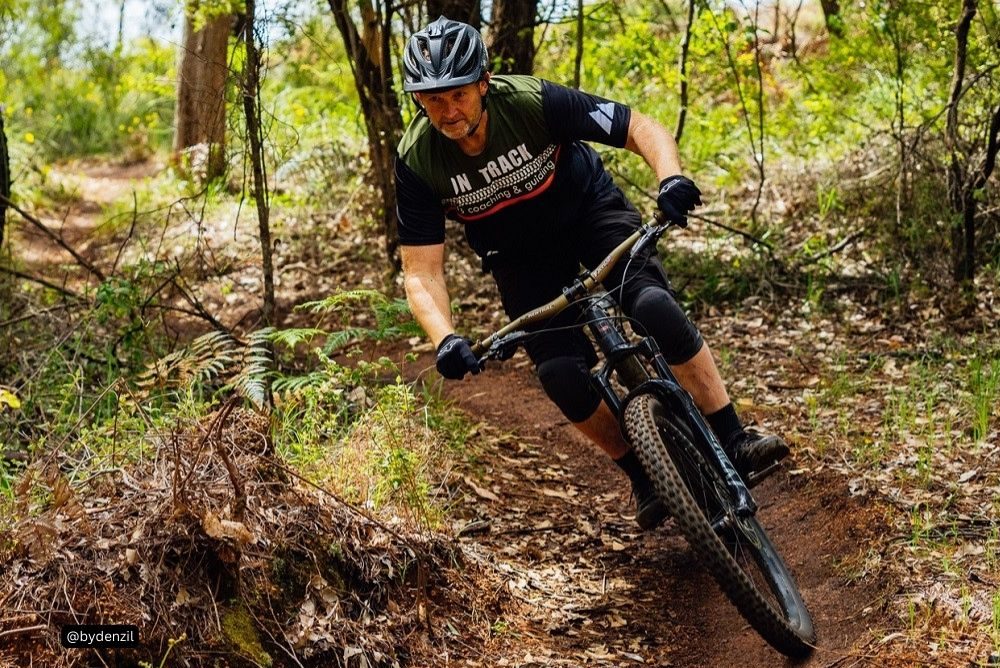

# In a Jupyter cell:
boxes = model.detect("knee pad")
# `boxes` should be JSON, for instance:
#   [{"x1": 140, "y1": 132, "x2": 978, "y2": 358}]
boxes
[
  {"x1": 630, "y1": 287, "x2": 704, "y2": 365},
  {"x1": 536, "y1": 356, "x2": 601, "y2": 423}
]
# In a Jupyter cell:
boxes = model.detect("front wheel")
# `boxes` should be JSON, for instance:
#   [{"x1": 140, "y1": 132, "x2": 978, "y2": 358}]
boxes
[{"x1": 624, "y1": 393, "x2": 815, "y2": 657}]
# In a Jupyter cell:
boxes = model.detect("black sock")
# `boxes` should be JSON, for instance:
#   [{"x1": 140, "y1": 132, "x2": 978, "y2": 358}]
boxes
[
  {"x1": 706, "y1": 403, "x2": 744, "y2": 450},
  {"x1": 613, "y1": 450, "x2": 647, "y2": 487}
]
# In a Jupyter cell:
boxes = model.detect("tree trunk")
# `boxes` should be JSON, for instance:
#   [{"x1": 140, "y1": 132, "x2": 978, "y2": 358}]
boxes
[
  {"x1": 328, "y1": 0, "x2": 404, "y2": 272},
  {"x1": 173, "y1": 8, "x2": 233, "y2": 180},
  {"x1": 240, "y1": 0, "x2": 275, "y2": 330},
  {"x1": 489, "y1": 0, "x2": 537, "y2": 74},
  {"x1": 426, "y1": 0, "x2": 480, "y2": 29},
  {"x1": 675, "y1": 0, "x2": 696, "y2": 142},
  {"x1": 819, "y1": 0, "x2": 842, "y2": 37},
  {"x1": 946, "y1": 0, "x2": 978, "y2": 289},
  {"x1": 0, "y1": 109, "x2": 8, "y2": 249},
  {"x1": 573, "y1": 0, "x2": 583, "y2": 88}
]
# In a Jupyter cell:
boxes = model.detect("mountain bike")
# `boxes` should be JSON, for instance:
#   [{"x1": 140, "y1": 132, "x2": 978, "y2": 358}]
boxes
[{"x1": 472, "y1": 218, "x2": 816, "y2": 657}]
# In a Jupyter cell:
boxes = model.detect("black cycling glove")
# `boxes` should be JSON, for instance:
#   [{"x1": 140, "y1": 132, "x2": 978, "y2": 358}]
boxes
[
  {"x1": 657, "y1": 175, "x2": 702, "y2": 227},
  {"x1": 436, "y1": 334, "x2": 482, "y2": 380}
]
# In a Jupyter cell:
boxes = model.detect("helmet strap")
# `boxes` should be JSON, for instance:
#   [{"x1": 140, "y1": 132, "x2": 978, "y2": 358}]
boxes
[{"x1": 465, "y1": 78, "x2": 490, "y2": 137}]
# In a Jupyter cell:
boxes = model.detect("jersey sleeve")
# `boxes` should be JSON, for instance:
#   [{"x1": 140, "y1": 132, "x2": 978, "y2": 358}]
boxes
[
  {"x1": 540, "y1": 80, "x2": 631, "y2": 148},
  {"x1": 395, "y1": 157, "x2": 446, "y2": 246}
]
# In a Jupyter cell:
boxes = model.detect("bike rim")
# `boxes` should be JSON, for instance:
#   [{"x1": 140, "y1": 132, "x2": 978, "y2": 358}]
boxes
[{"x1": 653, "y1": 409, "x2": 812, "y2": 635}]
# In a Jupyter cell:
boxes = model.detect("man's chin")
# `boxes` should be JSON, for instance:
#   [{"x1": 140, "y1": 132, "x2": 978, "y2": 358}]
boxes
[{"x1": 438, "y1": 124, "x2": 469, "y2": 140}]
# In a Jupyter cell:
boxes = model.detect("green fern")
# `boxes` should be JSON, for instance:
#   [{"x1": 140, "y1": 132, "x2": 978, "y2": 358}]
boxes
[
  {"x1": 137, "y1": 330, "x2": 237, "y2": 391},
  {"x1": 297, "y1": 289, "x2": 389, "y2": 314},
  {"x1": 297, "y1": 291, "x2": 420, "y2": 354},
  {"x1": 267, "y1": 327, "x2": 327, "y2": 350},
  {"x1": 271, "y1": 371, "x2": 330, "y2": 394},
  {"x1": 229, "y1": 328, "x2": 274, "y2": 411}
]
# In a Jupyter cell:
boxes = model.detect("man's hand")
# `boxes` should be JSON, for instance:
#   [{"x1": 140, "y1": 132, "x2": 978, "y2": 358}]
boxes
[
  {"x1": 436, "y1": 334, "x2": 482, "y2": 380},
  {"x1": 657, "y1": 175, "x2": 702, "y2": 227}
]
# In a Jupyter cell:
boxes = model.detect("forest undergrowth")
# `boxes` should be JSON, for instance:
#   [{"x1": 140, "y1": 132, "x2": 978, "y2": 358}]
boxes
[{"x1": 0, "y1": 152, "x2": 996, "y2": 665}]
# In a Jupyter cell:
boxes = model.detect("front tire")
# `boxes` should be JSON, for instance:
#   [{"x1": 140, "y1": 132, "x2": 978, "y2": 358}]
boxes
[{"x1": 624, "y1": 393, "x2": 815, "y2": 657}]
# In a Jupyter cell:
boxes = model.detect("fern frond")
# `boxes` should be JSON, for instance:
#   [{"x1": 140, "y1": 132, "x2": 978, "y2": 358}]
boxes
[
  {"x1": 297, "y1": 289, "x2": 388, "y2": 314},
  {"x1": 268, "y1": 327, "x2": 327, "y2": 350},
  {"x1": 322, "y1": 326, "x2": 369, "y2": 354},
  {"x1": 272, "y1": 371, "x2": 329, "y2": 395},
  {"x1": 137, "y1": 329, "x2": 237, "y2": 391},
  {"x1": 229, "y1": 328, "x2": 274, "y2": 410}
]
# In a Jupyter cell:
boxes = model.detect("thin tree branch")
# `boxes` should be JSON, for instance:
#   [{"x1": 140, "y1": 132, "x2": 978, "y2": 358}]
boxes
[
  {"x1": 675, "y1": 0, "x2": 695, "y2": 142},
  {"x1": 170, "y1": 271, "x2": 230, "y2": 333},
  {"x1": 0, "y1": 194, "x2": 105, "y2": 281},
  {"x1": 798, "y1": 231, "x2": 864, "y2": 266},
  {"x1": 0, "y1": 265, "x2": 84, "y2": 301}
]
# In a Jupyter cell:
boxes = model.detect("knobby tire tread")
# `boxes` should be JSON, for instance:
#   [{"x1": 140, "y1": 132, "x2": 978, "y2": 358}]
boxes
[{"x1": 624, "y1": 393, "x2": 815, "y2": 657}]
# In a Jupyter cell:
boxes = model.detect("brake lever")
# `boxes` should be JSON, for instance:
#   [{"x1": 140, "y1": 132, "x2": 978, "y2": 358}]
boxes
[
  {"x1": 484, "y1": 331, "x2": 529, "y2": 362},
  {"x1": 629, "y1": 217, "x2": 673, "y2": 260}
]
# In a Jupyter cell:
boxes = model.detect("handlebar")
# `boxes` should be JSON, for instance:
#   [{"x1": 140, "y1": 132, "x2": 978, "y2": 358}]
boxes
[{"x1": 472, "y1": 214, "x2": 671, "y2": 360}]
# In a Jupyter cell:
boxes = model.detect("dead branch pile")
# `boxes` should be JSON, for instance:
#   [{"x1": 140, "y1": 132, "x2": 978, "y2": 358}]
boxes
[{"x1": 0, "y1": 406, "x2": 504, "y2": 667}]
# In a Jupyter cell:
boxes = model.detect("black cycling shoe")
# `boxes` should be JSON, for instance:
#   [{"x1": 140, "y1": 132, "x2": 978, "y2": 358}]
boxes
[
  {"x1": 726, "y1": 428, "x2": 790, "y2": 487},
  {"x1": 632, "y1": 479, "x2": 668, "y2": 531}
]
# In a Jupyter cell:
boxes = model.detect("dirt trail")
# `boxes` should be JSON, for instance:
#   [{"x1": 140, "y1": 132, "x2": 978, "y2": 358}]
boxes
[
  {"x1": 391, "y1": 346, "x2": 889, "y2": 667},
  {"x1": 14, "y1": 160, "x2": 161, "y2": 277}
]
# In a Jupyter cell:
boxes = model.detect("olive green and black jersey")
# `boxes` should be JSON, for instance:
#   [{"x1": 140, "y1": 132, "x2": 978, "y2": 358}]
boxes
[{"x1": 395, "y1": 75, "x2": 632, "y2": 259}]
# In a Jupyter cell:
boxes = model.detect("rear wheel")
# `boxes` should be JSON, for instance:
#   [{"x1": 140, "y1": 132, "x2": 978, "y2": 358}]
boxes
[{"x1": 624, "y1": 393, "x2": 815, "y2": 657}]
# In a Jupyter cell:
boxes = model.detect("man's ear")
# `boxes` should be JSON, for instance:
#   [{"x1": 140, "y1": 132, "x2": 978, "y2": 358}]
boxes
[
  {"x1": 413, "y1": 92, "x2": 424, "y2": 104},
  {"x1": 479, "y1": 73, "x2": 491, "y2": 95}
]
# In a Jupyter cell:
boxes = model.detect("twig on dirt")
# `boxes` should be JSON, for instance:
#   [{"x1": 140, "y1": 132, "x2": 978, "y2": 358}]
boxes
[
  {"x1": 170, "y1": 267, "x2": 230, "y2": 334},
  {"x1": 0, "y1": 193, "x2": 106, "y2": 281},
  {"x1": 799, "y1": 230, "x2": 864, "y2": 266},
  {"x1": 237, "y1": 445, "x2": 421, "y2": 557},
  {"x1": 0, "y1": 265, "x2": 84, "y2": 301},
  {"x1": 212, "y1": 398, "x2": 246, "y2": 519},
  {"x1": 0, "y1": 302, "x2": 73, "y2": 328},
  {"x1": 494, "y1": 522, "x2": 575, "y2": 537},
  {"x1": 111, "y1": 191, "x2": 139, "y2": 275},
  {"x1": 0, "y1": 624, "x2": 48, "y2": 639}
]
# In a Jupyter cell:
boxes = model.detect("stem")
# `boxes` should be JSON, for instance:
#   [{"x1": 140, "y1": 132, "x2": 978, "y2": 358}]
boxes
[
  {"x1": 241, "y1": 0, "x2": 275, "y2": 327},
  {"x1": 675, "y1": 0, "x2": 695, "y2": 143}
]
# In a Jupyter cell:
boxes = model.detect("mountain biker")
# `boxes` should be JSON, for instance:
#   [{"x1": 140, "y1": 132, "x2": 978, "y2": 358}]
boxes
[{"x1": 396, "y1": 16, "x2": 789, "y2": 530}]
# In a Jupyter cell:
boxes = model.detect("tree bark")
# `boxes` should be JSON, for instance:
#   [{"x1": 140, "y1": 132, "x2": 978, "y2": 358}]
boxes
[
  {"x1": 0, "y1": 110, "x2": 8, "y2": 250},
  {"x1": 819, "y1": 0, "x2": 842, "y2": 37},
  {"x1": 675, "y1": 0, "x2": 695, "y2": 143},
  {"x1": 573, "y1": 0, "x2": 583, "y2": 88},
  {"x1": 489, "y1": 0, "x2": 537, "y2": 74},
  {"x1": 946, "y1": 0, "x2": 978, "y2": 288},
  {"x1": 426, "y1": 0, "x2": 480, "y2": 29},
  {"x1": 240, "y1": 0, "x2": 275, "y2": 329},
  {"x1": 327, "y1": 0, "x2": 404, "y2": 272},
  {"x1": 173, "y1": 7, "x2": 233, "y2": 180}
]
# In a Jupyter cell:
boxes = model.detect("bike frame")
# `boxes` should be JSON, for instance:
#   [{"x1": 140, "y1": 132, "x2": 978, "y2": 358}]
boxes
[
  {"x1": 581, "y1": 294, "x2": 757, "y2": 518},
  {"x1": 474, "y1": 220, "x2": 758, "y2": 518}
]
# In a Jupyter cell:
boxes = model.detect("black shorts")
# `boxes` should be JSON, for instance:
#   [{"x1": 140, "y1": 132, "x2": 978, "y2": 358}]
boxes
[{"x1": 487, "y1": 194, "x2": 702, "y2": 370}]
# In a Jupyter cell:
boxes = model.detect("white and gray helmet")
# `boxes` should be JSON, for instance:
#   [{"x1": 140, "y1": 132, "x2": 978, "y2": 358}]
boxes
[{"x1": 403, "y1": 16, "x2": 489, "y2": 93}]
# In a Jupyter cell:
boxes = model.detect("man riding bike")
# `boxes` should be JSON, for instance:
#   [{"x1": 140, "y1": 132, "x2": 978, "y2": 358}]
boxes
[{"x1": 396, "y1": 16, "x2": 789, "y2": 530}]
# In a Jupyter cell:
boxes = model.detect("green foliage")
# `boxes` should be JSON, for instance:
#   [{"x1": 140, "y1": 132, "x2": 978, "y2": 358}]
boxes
[
  {"x1": 1, "y1": 33, "x2": 174, "y2": 161},
  {"x1": 187, "y1": 0, "x2": 245, "y2": 32},
  {"x1": 967, "y1": 356, "x2": 1000, "y2": 444},
  {"x1": 230, "y1": 328, "x2": 274, "y2": 411},
  {"x1": 297, "y1": 289, "x2": 423, "y2": 353}
]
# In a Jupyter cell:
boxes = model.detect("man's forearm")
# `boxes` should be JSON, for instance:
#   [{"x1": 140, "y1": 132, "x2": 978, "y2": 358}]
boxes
[
  {"x1": 404, "y1": 273, "x2": 455, "y2": 347},
  {"x1": 625, "y1": 110, "x2": 683, "y2": 180}
]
